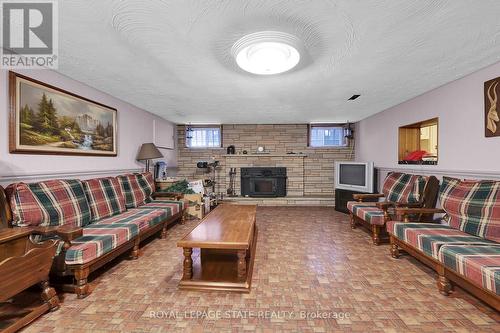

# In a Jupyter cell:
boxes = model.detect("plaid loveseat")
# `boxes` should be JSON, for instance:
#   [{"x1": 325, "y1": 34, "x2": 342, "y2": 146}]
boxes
[
  {"x1": 3, "y1": 172, "x2": 185, "y2": 298},
  {"x1": 347, "y1": 172, "x2": 439, "y2": 245},
  {"x1": 388, "y1": 177, "x2": 500, "y2": 311}
]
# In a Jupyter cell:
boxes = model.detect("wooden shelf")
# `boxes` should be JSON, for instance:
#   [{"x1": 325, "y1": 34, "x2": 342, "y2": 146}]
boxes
[
  {"x1": 398, "y1": 160, "x2": 437, "y2": 165},
  {"x1": 221, "y1": 195, "x2": 335, "y2": 207},
  {"x1": 223, "y1": 153, "x2": 307, "y2": 158}
]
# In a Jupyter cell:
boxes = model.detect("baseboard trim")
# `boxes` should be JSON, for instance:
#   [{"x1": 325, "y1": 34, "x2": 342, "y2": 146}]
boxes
[
  {"x1": 0, "y1": 168, "x2": 142, "y2": 184},
  {"x1": 221, "y1": 196, "x2": 335, "y2": 207}
]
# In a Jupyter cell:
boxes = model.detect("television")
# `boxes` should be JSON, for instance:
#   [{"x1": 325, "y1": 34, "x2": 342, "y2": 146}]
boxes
[{"x1": 334, "y1": 161, "x2": 375, "y2": 193}]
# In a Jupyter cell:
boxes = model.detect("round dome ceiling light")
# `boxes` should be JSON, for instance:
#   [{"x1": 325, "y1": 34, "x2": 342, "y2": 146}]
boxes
[{"x1": 231, "y1": 31, "x2": 301, "y2": 75}]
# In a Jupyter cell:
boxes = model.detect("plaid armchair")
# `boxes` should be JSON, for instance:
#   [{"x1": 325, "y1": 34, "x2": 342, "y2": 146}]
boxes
[{"x1": 347, "y1": 172, "x2": 439, "y2": 245}]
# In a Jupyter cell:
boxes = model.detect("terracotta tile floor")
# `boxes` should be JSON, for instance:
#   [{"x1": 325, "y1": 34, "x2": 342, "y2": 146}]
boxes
[{"x1": 25, "y1": 207, "x2": 499, "y2": 332}]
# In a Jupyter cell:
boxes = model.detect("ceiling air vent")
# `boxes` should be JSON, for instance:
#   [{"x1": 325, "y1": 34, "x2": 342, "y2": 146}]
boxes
[{"x1": 348, "y1": 94, "x2": 361, "y2": 100}]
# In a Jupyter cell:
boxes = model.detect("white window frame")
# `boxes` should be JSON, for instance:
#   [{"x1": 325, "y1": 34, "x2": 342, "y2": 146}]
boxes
[
  {"x1": 185, "y1": 125, "x2": 222, "y2": 148},
  {"x1": 308, "y1": 124, "x2": 348, "y2": 148}
]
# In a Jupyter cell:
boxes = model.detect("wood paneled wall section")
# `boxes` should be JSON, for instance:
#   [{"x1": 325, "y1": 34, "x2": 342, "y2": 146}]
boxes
[{"x1": 398, "y1": 127, "x2": 421, "y2": 160}]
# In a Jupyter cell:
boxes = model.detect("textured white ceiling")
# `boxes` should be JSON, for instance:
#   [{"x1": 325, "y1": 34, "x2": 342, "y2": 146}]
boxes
[{"x1": 58, "y1": 0, "x2": 500, "y2": 124}]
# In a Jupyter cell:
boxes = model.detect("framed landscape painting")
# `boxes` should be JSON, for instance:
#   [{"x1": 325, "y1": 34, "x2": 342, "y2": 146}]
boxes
[{"x1": 9, "y1": 72, "x2": 117, "y2": 156}]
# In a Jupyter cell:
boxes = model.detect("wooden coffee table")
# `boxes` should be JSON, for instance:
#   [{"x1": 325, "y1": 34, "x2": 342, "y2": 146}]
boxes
[{"x1": 177, "y1": 204, "x2": 257, "y2": 292}]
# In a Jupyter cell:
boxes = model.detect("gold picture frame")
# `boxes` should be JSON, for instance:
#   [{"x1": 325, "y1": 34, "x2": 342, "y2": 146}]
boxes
[{"x1": 9, "y1": 71, "x2": 117, "y2": 156}]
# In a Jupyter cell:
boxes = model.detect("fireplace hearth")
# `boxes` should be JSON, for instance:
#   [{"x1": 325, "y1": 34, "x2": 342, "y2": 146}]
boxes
[{"x1": 240, "y1": 167, "x2": 287, "y2": 197}]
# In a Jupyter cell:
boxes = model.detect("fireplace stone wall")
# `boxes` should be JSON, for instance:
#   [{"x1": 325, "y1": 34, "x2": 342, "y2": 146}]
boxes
[{"x1": 176, "y1": 124, "x2": 355, "y2": 196}]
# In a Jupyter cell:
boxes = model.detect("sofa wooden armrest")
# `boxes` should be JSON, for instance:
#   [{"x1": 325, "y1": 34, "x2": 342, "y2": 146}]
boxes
[
  {"x1": 394, "y1": 202, "x2": 422, "y2": 208},
  {"x1": 31, "y1": 226, "x2": 83, "y2": 273},
  {"x1": 374, "y1": 201, "x2": 422, "y2": 209},
  {"x1": 395, "y1": 207, "x2": 445, "y2": 214},
  {"x1": 352, "y1": 193, "x2": 384, "y2": 201},
  {"x1": 31, "y1": 225, "x2": 83, "y2": 243},
  {"x1": 152, "y1": 191, "x2": 184, "y2": 201},
  {"x1": 0, "y1": 227, "x2": 34, "y2": 244},
  {"x1": 395, "y1": 207, "x2": 445, "y2": 222},
  {"x1": 375, "y1": 201, "x2": 395, "y2": 210}
]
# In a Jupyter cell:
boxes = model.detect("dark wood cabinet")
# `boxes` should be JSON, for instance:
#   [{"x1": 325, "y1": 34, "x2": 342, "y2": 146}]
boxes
[{"x1": 334, "y1": 189, "x2": 379, "y2": 214}]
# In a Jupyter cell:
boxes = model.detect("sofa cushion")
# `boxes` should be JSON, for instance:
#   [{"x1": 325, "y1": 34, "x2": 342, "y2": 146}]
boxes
[
  {"x1": 6, "y1": 179, "x2": 91, "y2": 227},
  {"x1": 439, "y1": 245, "x2": 500, "y2": 295},
  {"x1": 65, "y1": 223, "x2": 139, "y2": 265},
  {"x1": 117, "y1": 173, "x2": 155, "y2": 208},
  {"x1": 139, "y1": 172, "x2": 155, "y2": 194},
  {"x1": 347, "y1": 200, "x2": 369, "y2": 213},
  {"x1": 135, "y1": 199, "x2": 184, "y2": 216},
  {"x1": 387, "y1": 221, "x2": 496, "y2": 258},
  {"x1": 382, "y1": 172, "x2": 427, "y2": 204},
  {"x1": 95, "y1": 208, "x2": 168, "y2": 230},
  {"x1": 439, "y1": 177, "x2": 500, "y2": 242},
  {"x1": 82, "y1": 177, "x2": 126, "y2": 221},
  {"x1": 347, "y1": 201, "x2": 385, "y2": 226}
]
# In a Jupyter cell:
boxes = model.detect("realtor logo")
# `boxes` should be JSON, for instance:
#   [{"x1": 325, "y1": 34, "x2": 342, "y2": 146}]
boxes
[{"x1": 1, "y1": 0, "x2": 58, "y2": 68}]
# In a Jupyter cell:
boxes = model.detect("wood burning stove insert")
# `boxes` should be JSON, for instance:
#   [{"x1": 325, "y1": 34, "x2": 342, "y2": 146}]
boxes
[{"x1": 240, "y1": 167, "x2": 287, "y2": 197}]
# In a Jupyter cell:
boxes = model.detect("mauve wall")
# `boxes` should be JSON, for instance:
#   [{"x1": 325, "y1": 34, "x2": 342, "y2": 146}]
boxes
[
  {"x1": 356, "y1": 60, "x2": 500, "y2": 186},
  {"x1": 0, "y1": 69, "x2": 177, "y2": 185}
]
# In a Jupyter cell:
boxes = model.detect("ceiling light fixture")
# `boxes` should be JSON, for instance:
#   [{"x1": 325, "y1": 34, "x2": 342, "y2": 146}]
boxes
[{"x1": 232, "y1": 31, "x2": 301, "y2": 75}]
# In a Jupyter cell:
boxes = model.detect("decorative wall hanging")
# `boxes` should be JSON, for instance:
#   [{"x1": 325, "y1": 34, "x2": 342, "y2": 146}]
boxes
[
  {"x1": 485, "y1": 77, "x2": 500, "y2": 137},
  {"x1": 9, "y1": 72, "x2": 117, "y2": 156}
]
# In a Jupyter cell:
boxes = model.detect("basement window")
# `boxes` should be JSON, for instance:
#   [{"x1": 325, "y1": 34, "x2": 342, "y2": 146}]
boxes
[
  {"x1": 398, "y1": 118, "x2": 438, "y2": 165},
  {"x1": 308, "y1": 124, "x2": 347, "y2": 147},
  {"x1": 185, "y1": 125, "x2": 222, "y2": 148}
]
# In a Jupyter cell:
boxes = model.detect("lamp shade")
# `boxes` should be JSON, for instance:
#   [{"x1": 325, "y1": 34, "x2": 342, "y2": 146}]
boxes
[{"x1": 137, "y1": 143, "x2": 163, "y2": 161}]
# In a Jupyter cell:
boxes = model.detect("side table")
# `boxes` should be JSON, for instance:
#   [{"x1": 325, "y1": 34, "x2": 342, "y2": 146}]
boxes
[{"x1": 0, "y1": 228, "x2": 59, "y2": 332}]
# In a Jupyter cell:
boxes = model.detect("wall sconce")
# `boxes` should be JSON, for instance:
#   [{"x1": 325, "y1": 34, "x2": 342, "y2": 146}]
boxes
[{"x1": 343, "y1": 122, "x2": 354, "y2": 140}]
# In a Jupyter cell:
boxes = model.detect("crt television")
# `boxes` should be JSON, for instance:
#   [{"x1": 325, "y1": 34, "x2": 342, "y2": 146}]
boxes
[{"x1": 334, "y1": 161, "x2": 375, "y2": 193}]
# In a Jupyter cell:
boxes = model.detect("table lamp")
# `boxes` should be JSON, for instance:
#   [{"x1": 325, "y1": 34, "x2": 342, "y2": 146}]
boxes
[{"x1": 137, "y1": 143, "x2": 163, "y2": 172}]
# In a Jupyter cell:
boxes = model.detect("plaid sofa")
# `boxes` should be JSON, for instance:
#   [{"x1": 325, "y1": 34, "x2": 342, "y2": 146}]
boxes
[
  {"x1": 4, "y1": 172, "x2": 185, "y2": 298},
  {"x1": 388, "y1": 177, "x2": 500, "y2": 310},
  {"x1": 347, "y1": 172, "x2": 437, "y2": 245}
]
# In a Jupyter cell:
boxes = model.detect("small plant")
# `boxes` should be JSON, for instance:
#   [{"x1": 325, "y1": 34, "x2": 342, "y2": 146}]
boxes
[{"x1": 163, "y1": 180, "x2": 196, "y2": 194}]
